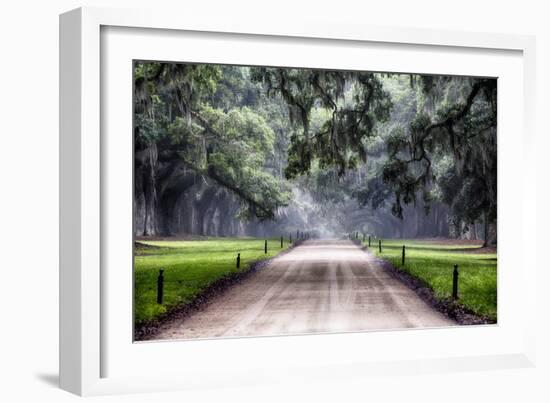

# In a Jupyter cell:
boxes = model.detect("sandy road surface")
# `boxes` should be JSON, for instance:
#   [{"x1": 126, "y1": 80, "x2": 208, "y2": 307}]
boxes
[{"x1": 154, "y1": 239, "x2": 455, "y2": 340}]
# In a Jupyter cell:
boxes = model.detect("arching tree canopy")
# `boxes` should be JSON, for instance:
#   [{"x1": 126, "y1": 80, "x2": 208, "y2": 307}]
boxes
[
  {"x1": 134, "y1": 62, "x2": 290, "y2": 227},
  {"x1": 380, "y1": 77, "x2": 496, "y2": 219},
  {"x1": 133, "y1": 61, "x2": 497, "y2": 245},
  {"x1": 250, "y1": 68, "x2": 392, "y2": 177}
]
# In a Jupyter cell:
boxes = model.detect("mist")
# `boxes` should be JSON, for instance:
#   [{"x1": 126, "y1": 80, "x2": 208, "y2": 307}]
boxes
[{"x1": 133, "y1": 63, "x2": 496, "y2": 244}]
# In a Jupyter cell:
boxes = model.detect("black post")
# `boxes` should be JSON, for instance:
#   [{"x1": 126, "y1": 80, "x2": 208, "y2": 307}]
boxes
[
  {"x1": 402, "y1": 245, "x2": 406, "y2": 266},
  {"x1": 281, "y1": 235, "x2": 283, "y2": 248},
  {"x1": 264, "y1": 239, "x2": 268, "y2": 254},
  {"x1": 362, "y1": 233, "x2": 365, "y2": 242},
  {"x1": 236, "y1": 253, "x2": 240, "y2": 269},
  {"x1": 368, "y1": 236, "x2": 371, "y2": 247},
  {"x1": 379, "y1": 239, "x2": 382, "y2": 253},
  {"x1": 452, "y1": 264, "x2": 459, "y2": 300},
  {"x1": 290, "y1": 234, "x2": 292, "y2": 244},
  {"x1": 156, "y1": 269, "x2": 164, "y2": 305}
]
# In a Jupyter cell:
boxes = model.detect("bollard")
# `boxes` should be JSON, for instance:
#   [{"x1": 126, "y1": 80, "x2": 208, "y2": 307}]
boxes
[
  {"x1": 280, "y1": 235, "x2": 283, "y2": 248},
  {"x1": 368, "y1": 236, "x2": 371, "y2": 247},
  {"x1": 236, "y1": 253, "x2": 240, "y2": 269},
  {"x1": 289, "y1": 234, "x2": 292, "y2": 244},
  {"x1": 452, "y1": 264, "x2": 459, "y2": 299},
  {"x1": 157, "y1": 269, "x2": 164, "y2": 305},
  {"x1": 265, "y1": 239, "x2": 268, "y2": 254},
  {"x1": 402, "y1": 245, "x2": 406, "y2": 266},
  {"x1": 362, "y1": 233, "x2": 365, "y2": 242},
  {"x1": 379, "y1": 239, "x2": 382, "y2": 253}
]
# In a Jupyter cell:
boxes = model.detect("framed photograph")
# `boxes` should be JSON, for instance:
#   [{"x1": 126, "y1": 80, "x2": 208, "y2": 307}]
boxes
[{"x1": 60, "y1": 6, "x2": 537, "y2": 396}]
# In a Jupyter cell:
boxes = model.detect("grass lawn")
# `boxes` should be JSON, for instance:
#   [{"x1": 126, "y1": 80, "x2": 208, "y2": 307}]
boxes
[
  {"x1": 368, "y1": 239, "x2": 497, "y2": 321},
  {"x1": 134, "y1": 237, "x2": 290, "y2": 325}
]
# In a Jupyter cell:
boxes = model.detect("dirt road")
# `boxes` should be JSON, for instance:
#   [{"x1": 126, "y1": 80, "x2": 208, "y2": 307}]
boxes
[{"x1": 154, "y1": 239, "x2": 455, "y2": 340}]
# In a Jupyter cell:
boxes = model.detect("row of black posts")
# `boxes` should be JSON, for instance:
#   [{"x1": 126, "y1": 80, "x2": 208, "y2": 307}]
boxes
[
  {"x1": 156, "y1": 234, "x2": 461, "y2": 305},
  {"x1": 357, "y1": 233, "x2": 460, "y2": 301},
  {"x1": 156, "y1": 233, "x2": 304, "y2": 304},
  {"x1": 295, "y1": 230, "x2": 311, "y2": 241}
]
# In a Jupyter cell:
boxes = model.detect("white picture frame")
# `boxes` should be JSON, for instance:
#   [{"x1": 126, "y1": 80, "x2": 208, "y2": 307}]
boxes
[{"x1": 60, "y1": 6, "x2": 537, "y2": 396}]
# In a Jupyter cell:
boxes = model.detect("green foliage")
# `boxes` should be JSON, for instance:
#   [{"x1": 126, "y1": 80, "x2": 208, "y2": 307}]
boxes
[
  {"x1": 369, "y1": 75, "x2": 497, "y2": 233},
  {"x1": 386, "y1": 127, "x2": 408, "y2": 157},
  {"x1": 201, "y1": 105, "x2": 275, "y2": 155},
  {"x1": 133, "y1": 61, "x2": 497, "y2": 240},
  {"x1": 134, "y1": 62, "x2": 290, "y2": 221},
  {"x1": 209, "y1": 66, "x2": 261, "y2": 110},
  {"x1": 410, "y1": 112, "x2": 431, "y2": 132},
  {"x1": 354, "y1": 176, "x2": 391, "y2": 210},
  {"x1": 251, "y1": 68, "x2": 392, "y2": 177}
]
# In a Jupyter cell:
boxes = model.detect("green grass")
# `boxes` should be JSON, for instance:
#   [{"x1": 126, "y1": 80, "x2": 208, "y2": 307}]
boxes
[
  {"x1": 368, "y1": 239, "x2": 497, "y2": 321},
  {"x1": 134, "y1": 237, "x2": 290, "y2": 325}
]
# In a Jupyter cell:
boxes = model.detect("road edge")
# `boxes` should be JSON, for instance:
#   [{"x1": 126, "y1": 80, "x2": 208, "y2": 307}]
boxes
[
  {"x1": 134, "y1": 240, "x2": 305, "y2": 341},
  {"x1": 360, "y1": 245, "x2": 496, "y2": 326}
]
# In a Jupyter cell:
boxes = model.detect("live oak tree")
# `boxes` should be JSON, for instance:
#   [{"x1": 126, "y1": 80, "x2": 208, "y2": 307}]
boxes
[
  {"x1": 133, "y1": 61, "x2": 497, "y2": 244},
  {"x1": 134, "y1": 62, "x2": 290, "y2": 235},
  {"x1": 250, "y1": 68, "x2": 393, "y2": 177},
  {"x1": 255, "y1": 69, "x2": 492, "y2": 241},
  {"x1": 379, "y1": 76, "x2": 497, "y2": 245}
]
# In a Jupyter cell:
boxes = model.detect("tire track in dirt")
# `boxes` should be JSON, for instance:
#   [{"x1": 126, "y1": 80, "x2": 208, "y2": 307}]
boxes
[{"x1": 152, "y1": 239, "x2": 455, "y2": 341}]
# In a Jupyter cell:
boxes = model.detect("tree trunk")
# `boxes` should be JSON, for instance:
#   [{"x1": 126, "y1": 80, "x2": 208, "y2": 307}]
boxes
[{"x1": 482, "y1": 211, "x2": 488, "y2": 247}]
